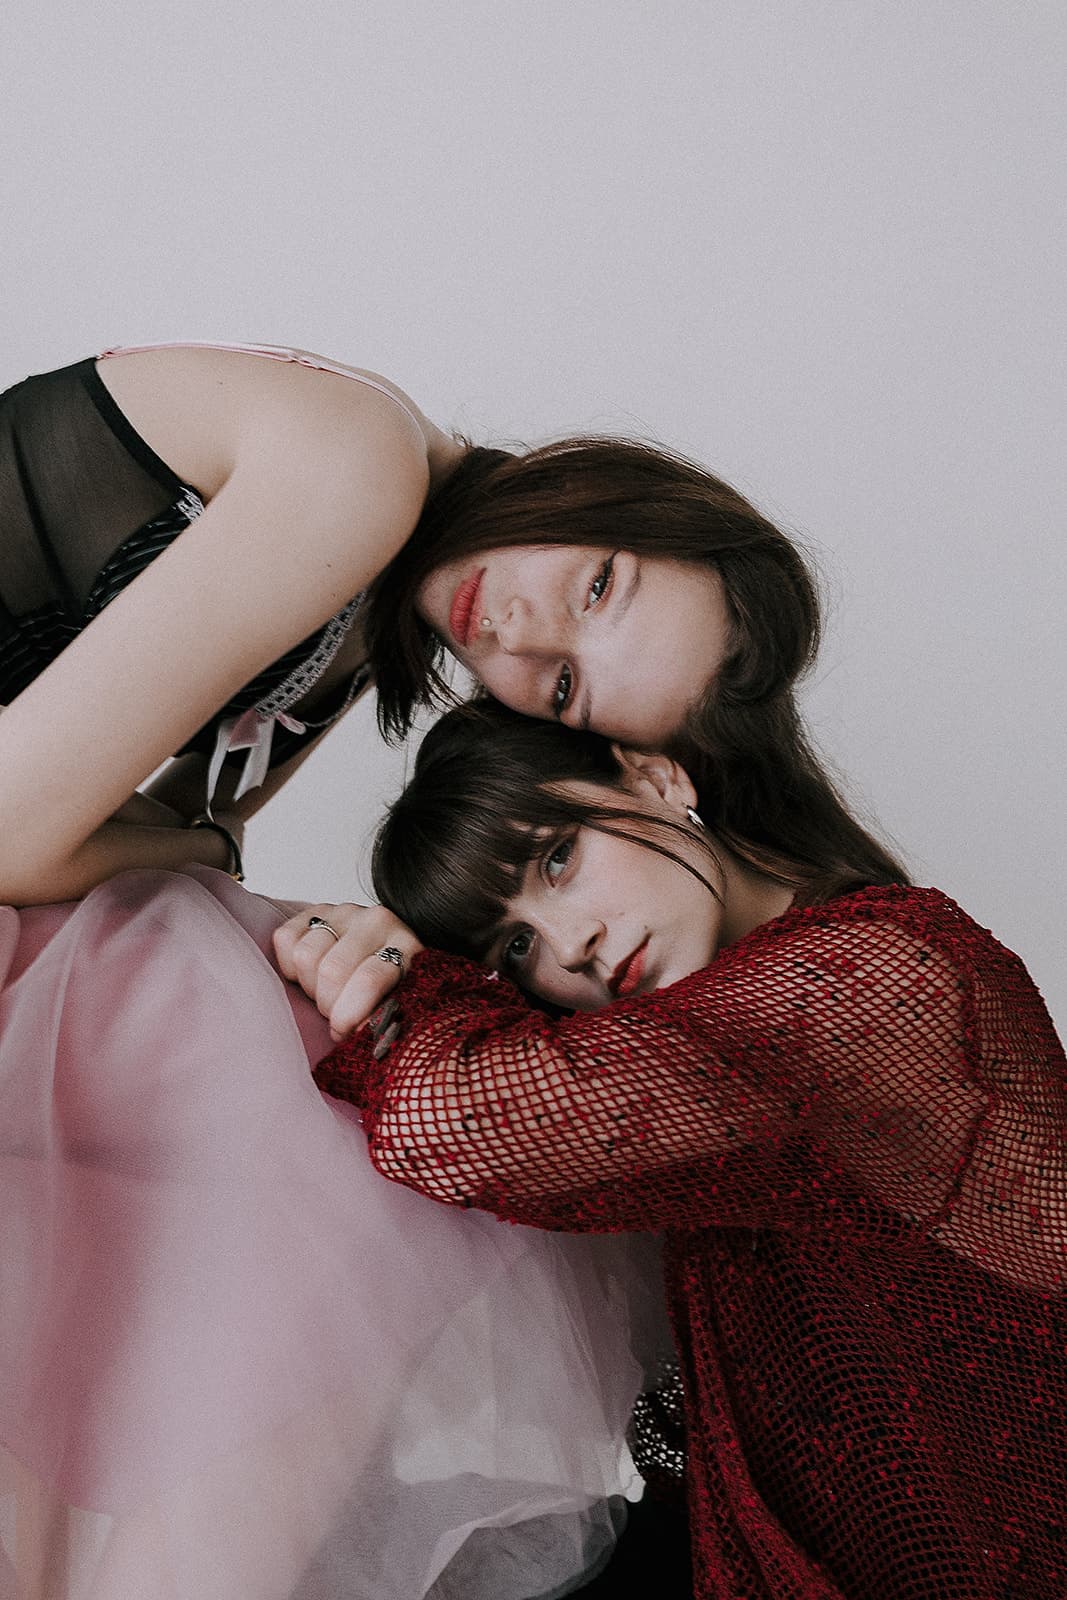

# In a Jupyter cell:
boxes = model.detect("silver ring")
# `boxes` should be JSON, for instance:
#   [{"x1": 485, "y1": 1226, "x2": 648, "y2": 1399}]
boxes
[
  {"x1": 375, "y1": 945, "x2": 405, "y2": 972},
  {"x1": 308, "y1": 916, "x2": 341, "y2": 942}
]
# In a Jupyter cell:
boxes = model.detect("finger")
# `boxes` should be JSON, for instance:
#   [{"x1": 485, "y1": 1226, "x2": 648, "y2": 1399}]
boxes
[
  {"x1": 327, "y1": 955, "x2": 409, "y2": 1039},
  {"x1": 311, "y1": 911, "x2": 415, "y2": 1017},
  {"x1": 273, "y1": 907, "x2": 327, "y2": 977},
  {"x1": 321, "y1": 948, "x2": 403, "y2": 1034},
  {"x1": 369, "y1": 998, "x2": 398, "y2": 1035},
  {"x1": 273, "y1": 905, "x2": 357, "y2": 982},
  {"x1": 373, "y1": 1020, "x2": 402, "y2": 1060}
]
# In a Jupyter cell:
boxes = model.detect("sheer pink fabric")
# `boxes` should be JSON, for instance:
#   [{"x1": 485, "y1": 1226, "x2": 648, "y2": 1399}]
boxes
[{"x1": 0, "y1": 869, "x2": 659, "y2": 1600}]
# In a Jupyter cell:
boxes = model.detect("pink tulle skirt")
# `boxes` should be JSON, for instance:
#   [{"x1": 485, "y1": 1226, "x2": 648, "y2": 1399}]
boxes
[{"x1": 0, "y1": 869, "x2": 663, "y2": 1600}]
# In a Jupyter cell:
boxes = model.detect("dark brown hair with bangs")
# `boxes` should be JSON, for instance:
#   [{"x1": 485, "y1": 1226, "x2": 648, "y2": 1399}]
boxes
[
  {"x1": 371, "y1": 700, "x2": 909, "y2": 972},
  {"x1": 362, "y1": 436, "x2": 820, "y2": 742},
  {"x1": 371, "y1": 702, "x2": 722, "y2": 965}
]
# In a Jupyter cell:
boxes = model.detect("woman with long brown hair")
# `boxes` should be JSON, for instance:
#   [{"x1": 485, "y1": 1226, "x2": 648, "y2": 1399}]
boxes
[{"x1": 1, "y1": 343, "x2": 816, "y2": 907}]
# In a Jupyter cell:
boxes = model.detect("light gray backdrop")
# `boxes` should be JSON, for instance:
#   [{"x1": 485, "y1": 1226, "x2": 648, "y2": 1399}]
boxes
[{"x1": 4, "y1": 0, "x2": 1064, "y2": 1030}]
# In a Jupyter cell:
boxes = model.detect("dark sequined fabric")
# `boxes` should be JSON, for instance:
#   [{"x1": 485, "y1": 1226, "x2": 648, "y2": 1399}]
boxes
[
  {"x1": 315, "y1": 885, "x2": 1067, "y2": 1599},
  {"x1": 628, "y1": 1357, "x2": 689, "y2": 1503}
]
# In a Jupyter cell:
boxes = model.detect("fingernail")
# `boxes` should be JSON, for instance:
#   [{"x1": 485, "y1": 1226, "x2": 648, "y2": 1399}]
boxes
[
  {"x1": 373, "y1": 1021, "x2": 401, "y2": 1060},
  {"x1": 370, "y1": 999, "x2": 398, "y2": 1036}
]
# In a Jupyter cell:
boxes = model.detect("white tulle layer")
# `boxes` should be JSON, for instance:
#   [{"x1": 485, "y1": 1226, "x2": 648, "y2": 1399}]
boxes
[{"x1": 0, "y1": 870, "x2": 664, "y2": 1600}]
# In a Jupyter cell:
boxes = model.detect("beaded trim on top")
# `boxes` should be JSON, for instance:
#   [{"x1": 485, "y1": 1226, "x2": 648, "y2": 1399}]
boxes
[
  {"x1": 185, "y1": 446, "x2": 369, "y2": 730},
  {"x1": 206, "y1": 594, "x2": 368, "y2": 807},
  {"x1": 162, "y1": 480, "x2": 372, "y2": 806},
  {"x1": 252, "y1": 596, "x2": 364, "y2": 721}
]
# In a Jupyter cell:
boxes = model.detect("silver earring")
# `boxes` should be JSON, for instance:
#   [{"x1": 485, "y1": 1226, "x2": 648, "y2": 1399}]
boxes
[{"x1": 686, "y1": 805, "x2": 706, "y2": 831}]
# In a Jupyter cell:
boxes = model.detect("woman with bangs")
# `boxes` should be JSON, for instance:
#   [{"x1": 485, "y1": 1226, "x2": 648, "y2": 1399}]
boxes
[{"x1": 312, "y1": 699, "x2": 1067, "y2": 1600}]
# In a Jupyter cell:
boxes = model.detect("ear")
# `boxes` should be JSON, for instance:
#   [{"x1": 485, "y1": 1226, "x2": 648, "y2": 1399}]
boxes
[{"x1": 610, "y1": 745, "x2": 698, "y2": 815}]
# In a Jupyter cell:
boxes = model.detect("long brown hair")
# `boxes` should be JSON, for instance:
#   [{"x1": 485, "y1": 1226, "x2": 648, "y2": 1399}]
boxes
[
  {"x1": 676, "y1": 694, "x2": 908, "y2": 900},
  {"x1": 372, "y1": 701, "x2": 909, "y2": 963},
  {"x1": 363, "y1": 436, "x2": 820, "y2": 741}
]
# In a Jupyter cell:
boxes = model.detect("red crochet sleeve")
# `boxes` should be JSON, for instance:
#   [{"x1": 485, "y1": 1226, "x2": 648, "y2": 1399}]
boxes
[{"x1": 314, "y1": 886, "x2": 1067, "y2": 1283}]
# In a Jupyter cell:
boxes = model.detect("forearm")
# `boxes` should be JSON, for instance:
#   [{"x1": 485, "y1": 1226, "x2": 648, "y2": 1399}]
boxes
[{"x1": 5, "y1": 814, "x2": 235, "y2": 906}]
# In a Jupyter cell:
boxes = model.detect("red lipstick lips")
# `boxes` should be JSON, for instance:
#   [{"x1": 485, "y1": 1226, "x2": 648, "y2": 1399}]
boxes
[
  {"x1": 449, "y1": 568, "x2": 485, "y2": 649},
  {"x1": 610, "y1": 939, "x2": 648, "y2": 1000}
]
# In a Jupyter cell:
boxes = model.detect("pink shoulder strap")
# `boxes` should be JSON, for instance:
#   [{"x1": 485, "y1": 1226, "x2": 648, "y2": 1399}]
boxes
[{"x1": 99, "y1": 341, "x2": 425, "y2": 433}]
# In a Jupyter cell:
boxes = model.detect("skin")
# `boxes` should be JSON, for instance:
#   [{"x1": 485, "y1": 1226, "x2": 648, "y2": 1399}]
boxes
[
  {"x1": 273, "y1": 749, "x2": 795, "y2": 1035},
  {"x1": 487, "y1": 760, "x2": 725, "y2": 1010},
  {"x1": 415, "y1": 546, "x2": 732, "y2": 745}
]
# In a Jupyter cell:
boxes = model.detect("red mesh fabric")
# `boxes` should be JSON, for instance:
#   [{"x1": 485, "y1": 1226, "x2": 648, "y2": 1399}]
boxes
[{"x1": 315, "y1": 886, "x2": 1067, "y2": 1599}]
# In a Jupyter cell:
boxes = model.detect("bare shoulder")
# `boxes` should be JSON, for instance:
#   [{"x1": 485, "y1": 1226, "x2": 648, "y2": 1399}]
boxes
[{"x1": 95, "y1": 344, "x2": 438, "y2": 503}]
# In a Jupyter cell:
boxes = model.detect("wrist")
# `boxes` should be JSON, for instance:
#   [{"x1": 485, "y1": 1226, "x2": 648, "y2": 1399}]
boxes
[{"x1": 188, "y1": 814, "x2": 245, "y2": 881}]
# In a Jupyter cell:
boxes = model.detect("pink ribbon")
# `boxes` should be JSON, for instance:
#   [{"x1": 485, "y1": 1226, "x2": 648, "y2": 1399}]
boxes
[{"x1": 206, "y1": 709, "x2": 307, "y2": 806}]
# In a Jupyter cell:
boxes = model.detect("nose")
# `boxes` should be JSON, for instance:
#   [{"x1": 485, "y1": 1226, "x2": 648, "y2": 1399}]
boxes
[
  {"x1": 554, "y1": 914, "x2": 606, "y2": 974},
  {"x1": 494, "y1": 596, "x2": 560, "y2": 658}
]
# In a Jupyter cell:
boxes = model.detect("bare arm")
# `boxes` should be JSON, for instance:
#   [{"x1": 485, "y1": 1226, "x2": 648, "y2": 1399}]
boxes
[{"x1": 0, "y1": 352, "x2": 429, "y2": 904}]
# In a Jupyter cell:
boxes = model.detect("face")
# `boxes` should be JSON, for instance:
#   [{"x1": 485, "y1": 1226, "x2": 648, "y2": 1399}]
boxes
[
  {"x1": 486, "y1": 777, "x2": 723, "y2": 1012},
  {"x1": 415, "y1": 545, "x2": 731, "y2": 746}
]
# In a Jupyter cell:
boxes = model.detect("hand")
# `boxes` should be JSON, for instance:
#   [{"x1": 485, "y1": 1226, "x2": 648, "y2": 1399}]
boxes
[{"x1": 273, "y1": 902, "x2": 424, "y2": 1040}]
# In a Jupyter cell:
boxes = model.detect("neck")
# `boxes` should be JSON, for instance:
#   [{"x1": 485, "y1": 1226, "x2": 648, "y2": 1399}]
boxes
[
  {"x1": 426, "y1": 427, "x2": 467, "y2": 493},
  {"x1": 714, "y1": 843, "x2": 798, "y2": 946}
]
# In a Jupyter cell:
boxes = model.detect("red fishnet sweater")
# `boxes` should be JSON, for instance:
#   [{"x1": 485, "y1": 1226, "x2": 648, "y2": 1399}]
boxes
[{"x1": 315, "y1": 886, "x2": 1067, "y2": 1599}]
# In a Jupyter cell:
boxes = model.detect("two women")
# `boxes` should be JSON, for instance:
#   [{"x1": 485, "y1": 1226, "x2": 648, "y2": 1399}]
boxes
[
  {"x1": 1, "y1": 338, "x2": 830, "y2": 1597},
  {"x1": 316, "y1": 701, "x2": 1067, "y2": 1600}
]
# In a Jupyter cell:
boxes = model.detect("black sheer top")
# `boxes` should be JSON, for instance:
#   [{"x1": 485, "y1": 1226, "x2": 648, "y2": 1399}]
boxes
[{"x1": 0, "y1": 358, "x2": 367, "y2": 774}]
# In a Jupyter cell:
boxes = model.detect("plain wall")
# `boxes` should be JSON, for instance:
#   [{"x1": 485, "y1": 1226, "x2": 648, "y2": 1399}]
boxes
[{"x1": 3, "y1": 0, "x2": 1064, "y2": 1031}]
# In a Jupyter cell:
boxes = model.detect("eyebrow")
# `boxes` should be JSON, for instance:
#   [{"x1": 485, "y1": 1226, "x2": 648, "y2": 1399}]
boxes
[{"x1": 576, "y1": 557, "x2": 638, "y2": 731}]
